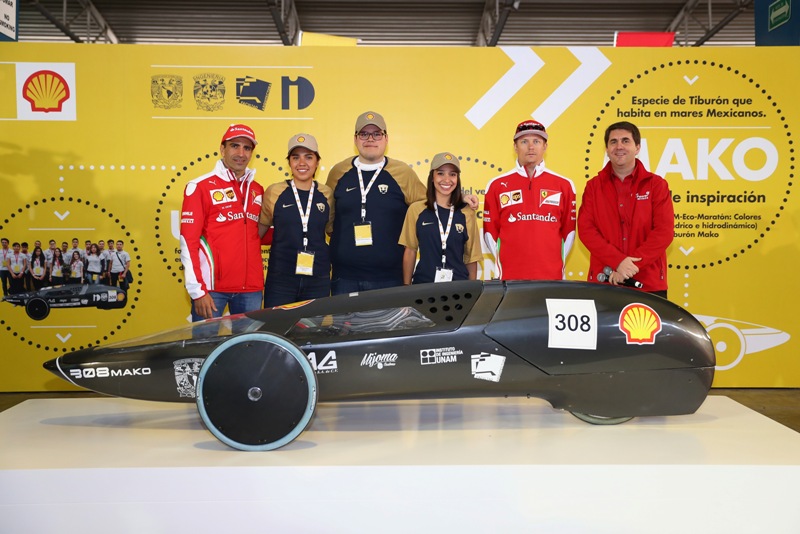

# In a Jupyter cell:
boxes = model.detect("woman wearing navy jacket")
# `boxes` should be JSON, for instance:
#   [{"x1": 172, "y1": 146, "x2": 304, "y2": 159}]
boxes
[
  {"x1": 399, "y1": 152, "x2": 483, "y2": 285},
  {"x1": 258, "y1": 133, "x2": 335, "y2": 307}
]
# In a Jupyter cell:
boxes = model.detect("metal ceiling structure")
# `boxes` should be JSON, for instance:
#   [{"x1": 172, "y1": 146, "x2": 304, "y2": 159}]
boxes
[{"x1": 17, "y1": 0, "x2": 756, "y2": 47}]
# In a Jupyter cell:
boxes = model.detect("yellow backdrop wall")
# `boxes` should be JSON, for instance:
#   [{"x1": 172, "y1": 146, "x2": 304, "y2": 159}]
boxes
[{"x1": 0, "y1": 43, "x2": 797, "y2": 390}]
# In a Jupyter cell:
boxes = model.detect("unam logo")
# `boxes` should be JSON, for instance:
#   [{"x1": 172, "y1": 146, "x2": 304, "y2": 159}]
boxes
[
  {"x1": 173, "y1": 358, "x2": 204, "y2": 398},
  {"x1": 151, "y1": 75, "x2": 183, "y2": 109}
]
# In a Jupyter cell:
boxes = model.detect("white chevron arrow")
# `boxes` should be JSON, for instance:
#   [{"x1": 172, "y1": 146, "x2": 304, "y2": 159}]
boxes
[
  {"x1": 56, "y1": 333, "x2": 72, "y2": 343},
  {"x1": 531, "y1": 47, "x2": 611, "y2": 127},
  {"x1": 465, "y1": 46, "x2": 544, "y2": 129},
  {"x1": 55, "y1": 211, "x2": 70, "y2": 220},
  {"x1": 680, "y1": 246, "x2": 694, "y2": 255},
  {"x1": 683, "y1": 75, "x2": 699, "y2": 85}
]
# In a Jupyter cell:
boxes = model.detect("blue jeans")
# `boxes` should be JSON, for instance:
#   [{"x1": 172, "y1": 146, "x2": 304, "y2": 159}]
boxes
[
  {"x1": 264, "y1": 273, "x2": 330, "y2": 308},
  {"x1": 331, "y1": 276, "x2": 402, "y2": 296},
  {"x1": 191, "y1": 290, "x2": 263, "y2": 322}
]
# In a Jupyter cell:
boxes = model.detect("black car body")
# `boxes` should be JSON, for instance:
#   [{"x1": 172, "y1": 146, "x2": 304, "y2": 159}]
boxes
[
  {"x1": 44, "y1": 280, "x2": 716, "y2": 450},
  {"x1": 4, "y1": 284, "x2": 127, "y2": 320}
]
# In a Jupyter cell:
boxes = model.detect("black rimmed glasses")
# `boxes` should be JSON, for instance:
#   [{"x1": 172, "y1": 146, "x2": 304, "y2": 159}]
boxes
[{"x1": 357, "y1": 131, "x2": 386, "y2": 141}]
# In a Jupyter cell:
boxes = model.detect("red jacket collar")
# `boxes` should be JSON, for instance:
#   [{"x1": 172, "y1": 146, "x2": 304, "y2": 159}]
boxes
[{"x1": 598, "y1": 158, "x2": 652, "y2": 185}]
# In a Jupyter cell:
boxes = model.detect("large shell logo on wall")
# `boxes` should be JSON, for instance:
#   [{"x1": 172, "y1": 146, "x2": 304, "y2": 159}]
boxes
[
  {"x1": 618, "y1": 303, "x2": 662, "y2": 345},
  {"x1": 22, "y1": 70, "x2": 71, "y2": 113}
]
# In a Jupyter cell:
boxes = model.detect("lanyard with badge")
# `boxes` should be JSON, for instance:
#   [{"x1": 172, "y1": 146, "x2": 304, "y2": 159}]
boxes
[
  {"x1": 10, "y1": 252, "x2": 23, "y2": 274},
  {"x1": 354, "y1": 161, "x2": 384, "y2": 247},
  {"x1": 32, "y1": 257, "x2": 44, "y2": 276},
  {"x1": 291, "y1": 180, "x2": 316, "y2": 276},
  {"x1": 434, "y1": 202, "x2": 455, "y2": 282}
]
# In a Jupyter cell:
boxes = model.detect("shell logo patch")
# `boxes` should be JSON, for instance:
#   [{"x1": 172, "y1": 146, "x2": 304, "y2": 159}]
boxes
[
  {"x1": 297, "y1": 136, "x2": 305, "y2": 142},
  {"x1": 15, "y1": 63, "x2": 77, "y2": 120},
  {"x1": 366, "y1": 113, "x2": 375, "y2": 120},
  {"x1": 619, "y1": 303, "x2": 662, "y2": 344},
  {"x1": 23, "y1": 70, "x2": 70, "y2": 113},
  {"x1": 500, "y1": 189, "x2": 523, "y2": 207},
  {"x1": 444, "y1": 153, "x2": 453, "y2": 160},
  {"x1": 210, "y1": 187, "x2": 235, "y2": 205}
]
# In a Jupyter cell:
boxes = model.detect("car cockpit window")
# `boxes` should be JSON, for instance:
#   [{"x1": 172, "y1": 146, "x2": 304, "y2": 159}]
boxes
[{"x1": 287, "y1": 306, "x2": 435, "y2": 342}]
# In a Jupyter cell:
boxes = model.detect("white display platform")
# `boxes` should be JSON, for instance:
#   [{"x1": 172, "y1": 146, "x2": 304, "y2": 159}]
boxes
[{"x1": 2, "y1": 395, "x2": 799, "y2": 533}]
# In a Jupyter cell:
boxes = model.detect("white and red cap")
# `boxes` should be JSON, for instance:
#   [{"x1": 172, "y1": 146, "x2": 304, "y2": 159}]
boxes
[
  {"x1": 221, "y1": 123, "x2": 258, "y2": 146},
  {"x1": 513, "y1": 119, "x2": 548, "y2": 141}
]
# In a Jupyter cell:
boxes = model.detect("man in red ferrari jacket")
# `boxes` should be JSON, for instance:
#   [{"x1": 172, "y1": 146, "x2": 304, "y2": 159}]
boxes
[
  {"x1": 578, "y1": 121, "x2": 674, "y2": 298},
  {"x1": 180, "y1": 124, "x2": 265, "y2": 320},
  {"x1": 483, "y1": 120, "x2": 576, "y2": 280}
]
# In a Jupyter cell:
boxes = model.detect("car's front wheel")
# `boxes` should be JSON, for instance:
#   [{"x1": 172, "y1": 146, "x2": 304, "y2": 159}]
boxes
[
  {"x1": 25, "y1": 298, "x2": 50, "y2": 320},
  {"x1": 196, "y1": 332, "x2": 317, "y2": 451}
]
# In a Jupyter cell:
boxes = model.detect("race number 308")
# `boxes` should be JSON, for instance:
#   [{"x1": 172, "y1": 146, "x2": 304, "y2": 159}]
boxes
[{"x1": 545, "y1": 299, "x2": 598, "y2": 350}]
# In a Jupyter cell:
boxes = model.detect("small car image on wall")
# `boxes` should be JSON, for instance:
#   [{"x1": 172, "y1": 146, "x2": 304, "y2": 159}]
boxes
[{"x1": 2, "y1": 284, "x2": 127, "y2": 320}]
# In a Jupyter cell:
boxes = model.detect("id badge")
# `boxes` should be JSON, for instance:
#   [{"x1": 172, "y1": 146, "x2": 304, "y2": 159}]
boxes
[
  {"x1": 34, "y1": 266, "x2": 44, "y2": 276},
  {"x1": 434, "y1": 268, "x2": 454, "y2": 283},
  {"x1": 296, "y1": 250, "x2": 315, "y2": 276},
  {"x1": 354, "y1": 222, "x2": 373, "y2": 247}
]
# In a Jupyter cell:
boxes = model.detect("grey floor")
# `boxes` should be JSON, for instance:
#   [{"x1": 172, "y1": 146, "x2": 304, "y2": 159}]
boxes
[{"x1": 1, "y1": 389, "x2": 798, "y2": 433}]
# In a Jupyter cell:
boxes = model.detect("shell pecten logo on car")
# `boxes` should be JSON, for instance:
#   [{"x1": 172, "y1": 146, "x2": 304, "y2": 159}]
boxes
[{"x1": 618, "y1": 303, "x2": 662, "y2": 345}]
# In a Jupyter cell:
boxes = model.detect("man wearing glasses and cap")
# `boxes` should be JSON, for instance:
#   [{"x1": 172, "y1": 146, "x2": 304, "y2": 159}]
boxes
[
  {"x1": 326, "y1": 111, "x2": 428, "y2": 294},
  {"x1": 483, "y1": 119, "x2": 577, "y2": 280},
  {"x1": 180, "y1": 124, "x2": 265, "y2": 321}
]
